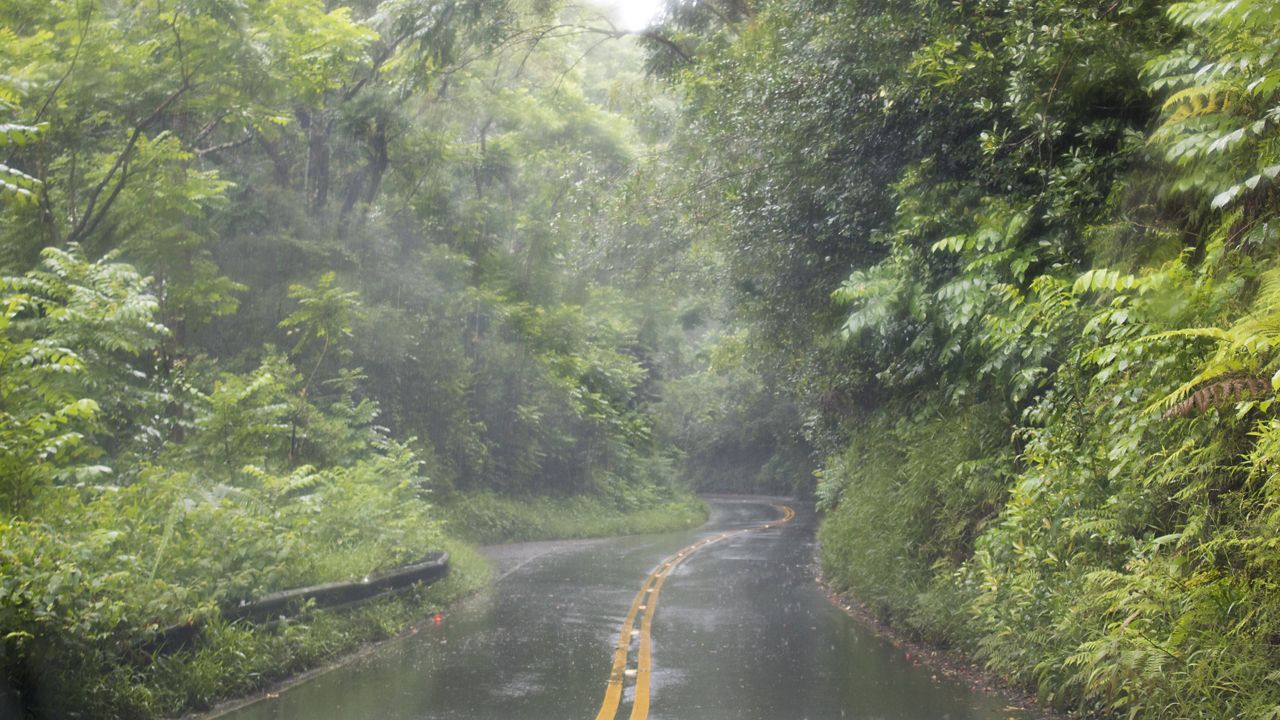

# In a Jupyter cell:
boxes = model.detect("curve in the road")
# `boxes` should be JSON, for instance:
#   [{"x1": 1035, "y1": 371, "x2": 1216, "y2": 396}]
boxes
[{"x1": 593, "y1": 503, "x2": 796, "y2": 720}]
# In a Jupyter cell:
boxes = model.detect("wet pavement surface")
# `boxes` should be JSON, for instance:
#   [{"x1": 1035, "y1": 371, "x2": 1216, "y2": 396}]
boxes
[{"x1": 218, "y1": 496, "x2": 1030, "y2": 720}]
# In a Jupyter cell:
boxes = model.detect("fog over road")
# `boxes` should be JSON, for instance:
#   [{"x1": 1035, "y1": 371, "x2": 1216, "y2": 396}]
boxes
[{"x1": 218, "y1": 497, "x2": 1028, "y2": 720}]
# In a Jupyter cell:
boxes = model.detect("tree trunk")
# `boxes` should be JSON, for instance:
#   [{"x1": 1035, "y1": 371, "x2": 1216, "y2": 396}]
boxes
[
  {"x1": 257, "y1": 135, "x2": 292, "y2": 188},
  {"x1": 301, "y1": 109, "x2": 331, "y2": 214}
]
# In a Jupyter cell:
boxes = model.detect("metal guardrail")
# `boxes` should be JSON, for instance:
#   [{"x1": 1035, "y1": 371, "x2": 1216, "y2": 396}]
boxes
[
  {"x1": 222, "y1": 551, "x2": 450, "y2": 621},
  {"x1": 143, "y1": 552, "x2": 450, "y2": 655}
]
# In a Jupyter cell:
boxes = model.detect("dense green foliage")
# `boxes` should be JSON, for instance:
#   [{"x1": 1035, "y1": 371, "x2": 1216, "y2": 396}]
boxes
[
  {"x1": 443, "y1": 490, "x2": 705, "y2": 544},
  {"x1": 0, "y1": 2, "x2": 715, "y2": 716},
  {"x1": 10, "y1": 0, "x2": 1280, "y2": 715},
  {"x1": 646, "y1": 0, "x2": 1280, "y2": 716}
]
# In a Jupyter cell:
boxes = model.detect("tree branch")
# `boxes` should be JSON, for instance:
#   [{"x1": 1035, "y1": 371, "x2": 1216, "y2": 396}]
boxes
[
  {"x1": 67, "y1": 81, "x2": 189, "y2": 244},
  {"x1": 195, "y1": 132, "x2": 253, "y2": 157},
  {"x1": 639, "y1": 30, "x2": 692, "y2": 63},
  {"x1": 34, "y1": 3, "x2": 93, "y2": 125}
]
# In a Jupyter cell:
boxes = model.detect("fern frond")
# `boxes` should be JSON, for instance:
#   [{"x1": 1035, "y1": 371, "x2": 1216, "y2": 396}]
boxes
[
  {"x1": 1162, "y1": 85, "x2": 1234, "y2": 122},
  {"x1": 1252, "y1": 266, "x2": 1280, "y2": 311},
  {"x1": 1147, "y1": 355, "x2": 1248, "y2": 415},
  {"x1": 1143, "y1": 327, "x2": 1232, "y2": 343},
  {"x1": 1160, "y1": 375, "x2": 1271, "y2": 418}
]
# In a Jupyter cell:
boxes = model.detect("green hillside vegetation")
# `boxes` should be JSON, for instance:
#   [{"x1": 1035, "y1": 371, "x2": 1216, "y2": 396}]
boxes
[
  {"x1": 0, "y1": 2, "x2": 709, "y2": 716},
  {"x1": 644, "y1": 0, "x2": 1280, "y2": 717}
]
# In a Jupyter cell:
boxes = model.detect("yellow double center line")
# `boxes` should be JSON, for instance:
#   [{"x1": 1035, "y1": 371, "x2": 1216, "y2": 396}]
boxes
[{"x1": 593, "y1": 504, "x2": 796, "y2": 720}]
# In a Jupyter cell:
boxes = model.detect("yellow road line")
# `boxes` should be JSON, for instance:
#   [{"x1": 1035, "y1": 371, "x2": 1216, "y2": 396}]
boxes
[
  {"x1": 594, "y1": 575, "x2": 657, "y2": 720},
  {"x1": 594, "y1": 504, "x2": 796, "y2": 720}
]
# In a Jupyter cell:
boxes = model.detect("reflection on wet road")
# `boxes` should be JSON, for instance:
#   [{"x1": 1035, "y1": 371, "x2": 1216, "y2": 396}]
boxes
[
  {"x1": 594, "y1": 503, "x2": 796, "y2": 720},
  {"x1": 218, "y1": 497, "x2": 1031, "y2": 720}
]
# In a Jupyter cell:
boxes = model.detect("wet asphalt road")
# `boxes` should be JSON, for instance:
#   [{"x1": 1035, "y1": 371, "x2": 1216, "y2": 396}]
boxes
[{"x1": 218, "y1": 496, "x2": 1027, "y2": 720}]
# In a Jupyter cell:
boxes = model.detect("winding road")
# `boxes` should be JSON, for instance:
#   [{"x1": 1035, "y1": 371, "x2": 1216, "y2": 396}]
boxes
[{"x1": 217, "y1": 497, "x2": 1029, "y2": 720}]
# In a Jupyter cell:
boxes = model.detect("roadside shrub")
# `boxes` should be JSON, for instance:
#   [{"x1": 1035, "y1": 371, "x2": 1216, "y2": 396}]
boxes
[{"x1": 442, "y1": 489, "x2": 706, "y2": 545}]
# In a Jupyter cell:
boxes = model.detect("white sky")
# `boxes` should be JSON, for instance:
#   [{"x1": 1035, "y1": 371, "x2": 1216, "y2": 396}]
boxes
[{"x1": 594, "y1": 0, "x2": 666, "y2": 31}]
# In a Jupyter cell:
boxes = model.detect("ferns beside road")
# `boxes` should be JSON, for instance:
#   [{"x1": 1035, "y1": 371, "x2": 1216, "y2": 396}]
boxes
[{"x1": 656, "y1": 0, "x2": 1280, "y2": 716}]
